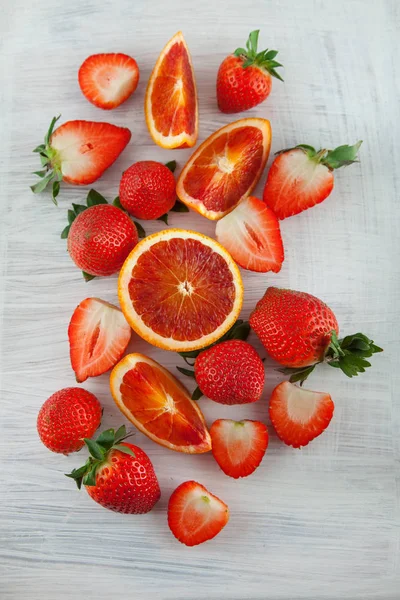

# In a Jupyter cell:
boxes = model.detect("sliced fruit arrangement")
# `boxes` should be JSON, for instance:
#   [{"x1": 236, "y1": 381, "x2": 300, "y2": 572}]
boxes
[
  {"x1": 66, "y1": 425, "x2": 161, "y2": 513},
  {"x1": 215, "y1": 196, "x2": 284, "y2": 273},
  {"x1": 263, "y1": 141, "x2": 362, "y2": 219},
  {"x1": 168, "y1": 481, "x2": 229, "y2": 546},
  {"x1": 79, "y1": 53, "x2": 140, "y2": 109},
  {"x1": 31, "y1": 116, "x2": 131, "y2": 204},
  {"x1": 37, "y1": 388, "x2": 102, "y2": 454},
  {"x1": 217, "y1": 30, "x2": 283, "y2": 113},
  {"x1": 63, "y1": 189, "x2": 138, "y2": 279},
  {"x1": 180, "y1": 339, "x2": 264, "y2": 404},
  {"x1": 118, "y1": 229, "x2": 243, "y2": 351},
  {"x1": 145, "y1": 31, "x2": 198, "y2": 149},
  {"x1": 68, "y1": 297, "x2": 132, "y2": 382},
  {"x1": 269, "y1": 381, "x2": 334, "y2": 448},
  {"x1": 250, "y1": 287, "x2": 383, "y2": 384},
  {"x1": 210, "y1": 419, "x2": 269, "y2": 478},
  {"x1": 176, "y1": 118, "x2": 271, "y2": 220},
  {"x1": 119, "y1": 160, "x2": 176, "y2": 219},
  {"x1": 110, "y1": 353, "x2": 212, "y2": 453}
]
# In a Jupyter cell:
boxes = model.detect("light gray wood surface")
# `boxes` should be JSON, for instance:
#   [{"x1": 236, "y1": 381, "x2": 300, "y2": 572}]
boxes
[{"x1": 1, "y1": 1, "x2": 399, "y2": 598}]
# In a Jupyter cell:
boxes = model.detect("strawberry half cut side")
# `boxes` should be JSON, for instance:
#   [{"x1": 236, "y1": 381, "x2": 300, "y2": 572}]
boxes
[
  {"x1": 215, "y1": 196, "x2": 284, "y2": 272},
  {"x1": 210, "y1": 419, "x2": 269, "y2": 478},
  {"x1": 68, "y1": 298, "x2": 132, "y2": 382}
]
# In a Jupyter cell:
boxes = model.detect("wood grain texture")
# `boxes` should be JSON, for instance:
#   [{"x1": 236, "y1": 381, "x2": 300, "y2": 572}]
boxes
[{"x1": 1, "y1": 0, "x2": 399, "y2": 598}]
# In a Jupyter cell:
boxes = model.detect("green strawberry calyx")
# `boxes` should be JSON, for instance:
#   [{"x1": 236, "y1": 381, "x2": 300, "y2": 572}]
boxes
[
  {"x1": 65, "y1": 425, "x2": 135, "y2": 489},
  {"x1": 234, "y1": 30, "x2": 283, "y2": 81},
  {"x1": 279, "y1": 331, "x2": 383, "y2": 385},
  {"x1": 276, "y1": 141, "x2": 363, "y2": 170},
  {"x1": 31, "y1": 115, "x2": 64, "y2": 205}
]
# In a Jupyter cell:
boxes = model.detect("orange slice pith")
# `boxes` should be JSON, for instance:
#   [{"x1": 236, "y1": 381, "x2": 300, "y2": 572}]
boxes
[
  {"x1": 110, "y1": 353, "x2": 212, "y2": 453},
  {"x1": 118, "y1": 229, "x2": 243, "y2": 352},
  {"x1": 176, "y1": 118, "x2": 271, "y2": 220},
  {"x1": 145, "y1": 31, "x2": 198, "y2": 149}
]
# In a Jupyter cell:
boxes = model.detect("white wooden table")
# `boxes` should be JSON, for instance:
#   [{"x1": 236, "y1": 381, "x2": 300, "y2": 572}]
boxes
[{"x1": 1, "y1": 1, "x2": 399, "y2": 598}]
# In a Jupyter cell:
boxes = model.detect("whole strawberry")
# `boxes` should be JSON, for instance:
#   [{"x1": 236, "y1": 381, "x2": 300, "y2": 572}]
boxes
[
  {"x1": 119, "y1": 160, "x2": 176, "y2": 220},
  {"x1": 64, "y1": 193, "x2": 138, "y2": 279},
  {"x1": 250, "y1": 287, "x2": 382, "y2": 384},
  {"x1": 217, "y1": 30, "x2": 283, "y2": 114},
  {"x1": 67, "y1": 426, "x2": 160, "y2": 514},
  {"x1": 37, "y1": 387, "x2": 102, "y2": 454},
  {"x1": 263, "y1": 142, "x2": 362, "y2": 219},
  {"x1": 194, "y1": 339, "x2": 265, "y2": 404}
]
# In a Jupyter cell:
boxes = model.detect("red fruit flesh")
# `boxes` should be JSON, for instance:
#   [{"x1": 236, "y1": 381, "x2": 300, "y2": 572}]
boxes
[
  {"x1": 119, "y1": 161, "x2": 176, "y2": 220},
  {"x1": 263, "y1": 149, "x2": 334, "y2": 219},
  {"x1": 210, "y1": 419, "x2": 269, "y2": 478},
  {"x1": 79, "y1": 53, "x2": 139, "y2": 110},
  {"x1": 215, "y1": 196, "x2": 284, "y2": 272},
  {"x1": 249, "y1": 287, "x2": 339, "y2": 368},
  {"x1": 50, "y1": 121, "x2": 131, "y2": 185},
  {"x1": 194, "y1": 339, "x2": 265, "y2": 405},
  {"x1": 68, "y1": 298, "x2": 132, "y2": 382},
  {"x1": 217, "y1": 55, "x2": 272, "y2": 113},
  {"x1": 269, "y1": 381, "x2": 334, "y2": 448},
  {"x1": 67, "y1": 204, "x2": 138, "y2": 276},
  {"x1": 37, "y1": 387, "x2": 102, "y2": 454},
  {"x1": 86, "y1": 443, "x2": 161, "y2": 514},
  {"x1": 168, "y1": 481, "x2": 229, "y2": 546}
]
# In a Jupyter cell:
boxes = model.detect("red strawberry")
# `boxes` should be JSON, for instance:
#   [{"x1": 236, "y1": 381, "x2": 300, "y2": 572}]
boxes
[
  {"x1": 67, "y1": 425, "x2": 160, "y2": 514},
  {"x1": 31, "y1": 116, "x2": 131, "y2": 203},
  {"x1": 119, "y1": 160, "x2": 177, "y2": 220},
  {"x1": 215, "y1": 196, "x2": 284, "y2": 272},
  {"x1": 193, "y1": 339, "x2": 265, "y2": 405},
  {"x1": 68, "y1": 298, "x2": 132, "y2": 382},
  {"x1": 168, "y1": 481, "x2": 229, "y2": 546},
  {"x1": 66, "y1": 202, "x2": 138, "y2": 278},
  {"x1": 79, "y1": 53, "x2": 139, "y2": 110},
  {"x1": 263, "y1": 142, "x2": 362, "y2": 219},
  {"x1": 37, "y1": 387, "x2": 102, "y2": 454},
  {"x1": 210, "y1": 419, "x2": 269, "y2": 478},
  {"x1": 269, "y1": 381, "x2": 334, "y2": 448},
  {"x1": 217, "y1": 30, "x2": 283, "y2": 114},
  {"x1": 250, "y1": 287, "x2": 382, "y2": 384}
]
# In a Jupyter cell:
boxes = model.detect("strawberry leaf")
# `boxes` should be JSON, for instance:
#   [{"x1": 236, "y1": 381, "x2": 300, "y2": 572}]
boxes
[
  {"x1": 82, "y1": 271, "x2": 96, "y2": 282},
  {"x1": 234, "y1": 30, "x2": 283, "y2": 80},
  {"x1": 52, "y1": 180, "x2": 60, "y2": 204},
  {"x1": 158, "y1": 213, "x2": 169, "y2": 225},
  {"x1": 176, "y1": 366, "x2": 196, "y2": 378},
  {"x1": 60, "y1": 225, "x2": 70, "y2": 239},
  {"x1": 72, "y1": 203, "x2": 87, "y2": 216},
  {"x1": 113, "y1": 444, "x2": 136, "y2": 457},
  {"x1": 134, "y1": 221, "x2": 146, "y2": 238},
  {"x1": 33, "y1": 144, "x2": 46, "y2": 153},
  {"x1": 113, "y1": 196, "x2": 123, "y2": 209},
  {"x1": 96, "y1": 428, "x2": 116, "y2": 451},
  {"x1": 45, "y1": 115, "x2": 61, "y2": 146},
  {"x1": 191, "y1": 386, "x2": 203, "y2": 401},
  {"x1": 30, "y1": 171, "x2": 55, "y2": 194},
  {"x1": 322, "y1": 141, "x2": 362, "y2": 170},
  {"x1": 84, "y1": 438, "x2": 105, "y2": 460},
  {"x1": 33, "y1": 169, "x2": 48, "y2": 178},
  {"x1": 87, "y1": 189, "x2": 108, "y2": 206},
  {"x1": 278, "y1": 365, "x2": 317, "y2": 386},
  {"x1": 165, "y1": 160, "x2": 177, "y2": 173},
  {"x1": 114, "y1": 425, "x2": 129, "y2": 443},
  {"x1": 170, "y1": 200, "x2": 189, "y2": 213}
]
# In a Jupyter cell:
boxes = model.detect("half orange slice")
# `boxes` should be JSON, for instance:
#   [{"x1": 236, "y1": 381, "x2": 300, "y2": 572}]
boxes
[
  {"x1": 176, "y1": 118, "x2": 271, "y2": 220},
  {"x1": 110, "y1": 353, "x2": 212, "y2": 453},
  {"x1": 118, "y1": 229, "x2": 243, "y2": 352},
  {"x1": 145, "y1": 31, "x2": 198, "y2": 149}
]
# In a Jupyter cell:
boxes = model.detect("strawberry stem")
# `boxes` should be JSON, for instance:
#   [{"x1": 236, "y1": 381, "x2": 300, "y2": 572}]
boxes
[{"x1": 233, "y1": 30, "x2": 283, "y2": 81}]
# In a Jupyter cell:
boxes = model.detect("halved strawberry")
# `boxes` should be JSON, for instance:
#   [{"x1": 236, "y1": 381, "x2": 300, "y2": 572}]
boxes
[
  {"x1": 269, "y1": 381, "x2": 334, "y2": 448},
  {"x1": 168, "y1": 481, "x2": 229, "y2": 546},
  {"x1": 215, "y1": 196, "x2": 284, "y2": 272},
  {"x1": 79, "y1": 53, "x2": 140, "y2": 110},
  {"x1": 31, "y1": 116, "x2": 131, "y2": 203},
  {"x1": 263, "y1": 142, "x2": 362, "y2": 219},
  {"x1": 210, "y1": 419, "x2": 269, "y2": 478},
  {"x1": 68, "y1": 298, "x2": 132, "y2": 382}
]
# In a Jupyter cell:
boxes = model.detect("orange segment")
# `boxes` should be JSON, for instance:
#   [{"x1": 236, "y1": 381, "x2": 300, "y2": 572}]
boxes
[
  {"x1": 110, "y1": 353, "x2": 211, "y2": 453},
  {"x1": 118, "y1": 229, "x2": 243, "y2": 352},
  {"x1": 145, "y1": 32, "x2": 198, "y2": 149},
  {"x1": 176, "y1": 118, "x2": 271, "y2": 220}
]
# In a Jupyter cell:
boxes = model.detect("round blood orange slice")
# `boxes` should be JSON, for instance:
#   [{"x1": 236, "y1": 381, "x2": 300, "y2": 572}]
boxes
[
  {"x1": 176, "y1": 118, "x2": 271, "y2": 220},
  {"x1": 110, "y1": 353, "x2": 212, "y2": 453},
  {"x1": 145, "y1": 31, "x2": 198, "y2": 149},
  {"x1": 118, "y1": 229, "x2": 243, "y2": 352}
]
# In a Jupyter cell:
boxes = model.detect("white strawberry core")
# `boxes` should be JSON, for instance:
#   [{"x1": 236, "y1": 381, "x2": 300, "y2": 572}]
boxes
[{"x1": 284, "y1": 382, "x2": 325, "y2": 424}]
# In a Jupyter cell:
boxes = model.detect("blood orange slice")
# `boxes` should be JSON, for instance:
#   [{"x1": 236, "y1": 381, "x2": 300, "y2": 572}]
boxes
[
  {"x1": 110, "y1": 353, "x2": 212, "y2": 453},
  {"x1": 118, "y1": 229, "x2": 243, "y2": 352},
  {"x1": 145, "y1": 31, "x2": 198, "y2": 149},
  {"x1": 176, "y1": 118, "x2": 271, "y2": 220}
]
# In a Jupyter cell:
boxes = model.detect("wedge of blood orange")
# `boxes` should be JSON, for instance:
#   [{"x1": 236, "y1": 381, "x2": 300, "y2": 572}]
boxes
[
  {"x1": 145, "y1": 31, "x2": 198, "y2": 149},
  {"x1": 176, "y1": 118, "x2": 271, "y2": 220},
  {"x1": 118, "y1": 229, "x2": 243, "y2": 352},
  {"x1": 110, "y1": 353, "x2": 212, "y2": 453}
]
